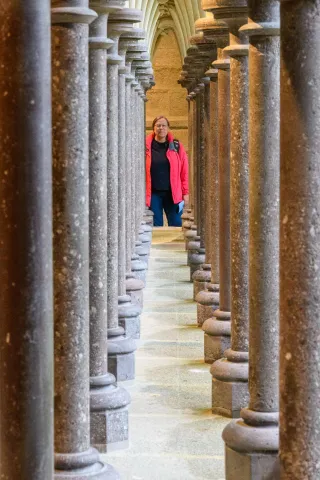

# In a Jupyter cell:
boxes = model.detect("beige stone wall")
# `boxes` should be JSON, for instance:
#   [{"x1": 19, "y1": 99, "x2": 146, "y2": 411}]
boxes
[{"x1": 146, "y1": 30, "x2": 188, "y2": 151}]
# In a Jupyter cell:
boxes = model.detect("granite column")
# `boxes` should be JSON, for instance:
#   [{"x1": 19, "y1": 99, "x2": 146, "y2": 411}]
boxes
[
  {"x1": 210, "y1": 2, "x2": 250, "y2": 418},
  {"x1": 280, "y1": 1, "x2": 320, "y2": 478},
  {"x1": 106, "y1": 12, "x2": 138, "y2": 382},
  {"x1": 51, "y1": 2, "x2": 118, "y2": 477},
  {"x1": 223, "y1": 1, "x2": 280, "y2": 477},
  {"x1": 88, "y1": 0, "x2": 131, "y2": 453},
  {"x1": 199, "y1": 12, "x2": 231, "y2": 364},
  {"x1": 0, "y1": 2, "x2": 53, "y2": 478}
]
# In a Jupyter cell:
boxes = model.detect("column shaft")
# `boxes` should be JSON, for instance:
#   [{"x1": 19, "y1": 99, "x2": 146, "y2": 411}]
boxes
[
  {"x1": 223, "y1": 3, "x2": 280, "y2": 477},
  {"x1": 0, "y1": 2, "x2": 53, "y2": 478},
  {"x1": 280, "y1": 1, "x2": 320, "y2": 478}
]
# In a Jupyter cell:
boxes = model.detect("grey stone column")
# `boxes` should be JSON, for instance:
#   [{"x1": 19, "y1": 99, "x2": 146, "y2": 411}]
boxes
[
  {"x1": 223, "y1": 2, "x2": 280, "y2": 477},
  {"x1": 120, "y1": 32, "x2": 147, "y2": 306},
  {"x1": 279, "y1": 1, "x2": 320, "y2": 478},
  {"x1": 51, "y1": 2, "x2": 118, "y2": 478},
  {"x1": 199, "y1": 11, "x2": 230, "y2": 364},
  {"x1": 0, "y1": 2, "x2": 53, "y2": 478},
  {"x1": 210, "y1": 3, "x2": 250, "y2": 418},
  {"x1": 111, "y1": 10, "x2": 143, "y2": 344},
  {"x1": 124, "y1": 45, "x2": 148, "y2": 306},
  {"x1": 106, "y1": 11, "x2": 139, "y2": 382},
  {"x1": 88, "y1": 0, "x2": 131, "y2": 453}
]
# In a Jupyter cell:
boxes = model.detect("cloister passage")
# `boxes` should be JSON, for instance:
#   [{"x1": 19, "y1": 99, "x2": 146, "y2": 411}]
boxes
[{"x1": 106, "y1": 228, "x2": 229, "y2": 479}]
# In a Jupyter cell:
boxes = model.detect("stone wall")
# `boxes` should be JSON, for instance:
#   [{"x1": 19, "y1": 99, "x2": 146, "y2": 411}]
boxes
[{"x1": 146, "y1": 30, "x2": 188, "y2": 151}]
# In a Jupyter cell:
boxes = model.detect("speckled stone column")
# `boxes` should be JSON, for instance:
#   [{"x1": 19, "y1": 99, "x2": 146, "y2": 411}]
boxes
[
  {"x1": 0, "y1": 2, "x2": 53, "y2": 478},
  {"x1": 51, "y1": 2, "x2": 118, "y2": 478},
  {"x1": 88, "y1": 0, "x2": 131, "y2": 453},
  {"x1": 192, "y1": 20, "x2": 221, "y2": 329},
  {"x1": 106, "y1": 11, "x2": 140, "y2": 382},
  {"x1": 279, "y1": 1, "x2": 320, "y2": 478},
  {"x1": 190, "y1": 29, "x2": 217, "y2": 299},
  {"x1": 111, "y1": 11, "x2": 143, "y2": 343},
  {"x1": 191, "y1": 77, "x2": 211, "y2": 296},
  {"x1": 125, "y1": 42, "x2": 148, "y2": 306},
  {"x1": 199, "y1": 10, "x2": 230, "y2": 364},
  {"x1": 121, "y1": 32, "x2": 147, "y2": 306},
  {"x1": 210, "y1": 2, "x2": 250, "y2": 419},
  {"x1": 196, "y1": 68, "x2": 220, "y2": 329},
  {"x1": 223, "y1": 2, "x2": 280, "y2": 477}
]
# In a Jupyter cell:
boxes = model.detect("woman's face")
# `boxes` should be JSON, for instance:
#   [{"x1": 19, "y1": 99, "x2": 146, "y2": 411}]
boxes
[{"x1": 154, "y1": 118, "x2": 169, "y2": 141}]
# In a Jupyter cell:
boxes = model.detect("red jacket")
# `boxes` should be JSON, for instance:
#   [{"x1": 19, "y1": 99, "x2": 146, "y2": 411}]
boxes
[{"x1": 145, "y1": 132, "x2": 189, "y2": 207}]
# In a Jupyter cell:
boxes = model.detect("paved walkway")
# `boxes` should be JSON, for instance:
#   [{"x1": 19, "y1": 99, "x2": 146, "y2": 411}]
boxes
[{"x1": 105, "y1": 228, "x2": 229, "y2": 479}]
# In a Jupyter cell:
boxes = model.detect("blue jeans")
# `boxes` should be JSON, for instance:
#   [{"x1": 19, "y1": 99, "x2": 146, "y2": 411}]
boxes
[{"x1": 150, "y1": 190, "x2": 182, "y2": 227}]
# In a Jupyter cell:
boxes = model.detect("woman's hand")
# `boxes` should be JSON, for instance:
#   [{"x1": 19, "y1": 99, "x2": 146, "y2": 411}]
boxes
[{"x1": 183, "y1": 194, "x2": 189, "y2": 207}]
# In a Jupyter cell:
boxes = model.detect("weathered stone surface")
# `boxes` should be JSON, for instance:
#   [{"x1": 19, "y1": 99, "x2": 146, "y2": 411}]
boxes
[
  {"x1": 52, "y1": 2, "x2": 118, "y2": 477},
  {"x1": 223, "y1": 0, "x2": 280, "y2": 475},
  {"x1": 279, "y1": 1, "x2": 320, "y2": 478},
  {"x1": 88, "y1": 1, "x2": 131, "y2": 453},
  {"x1": 0, "y1": 2, "x2": 53, "y2": 478}
]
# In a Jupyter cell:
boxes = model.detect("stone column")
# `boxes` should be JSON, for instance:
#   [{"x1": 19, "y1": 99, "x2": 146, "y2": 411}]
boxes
[
  {"x1": 111, "y1": 11, "x2": 143, "y2": 344},
  {"x1": 191, "y1": 20, "x2": 222, "y2": 328},
  {"x1": 0, "y1": 2, "x2": 53, "y2": 478},
  {"x1": 106, "y1": 10, "x2": 139, "y2": 382},
  {"x1": 51, "y1": 2, "x2": 118, "y2": 478},
  {"x1": 190, "y1": 29, "x2": 217, "y2": 298},
  {"x1": 199, "y1": 11, "x2": 230, "y2": 364},
  {"x1": 125, "y1": 42, "x2": 148, "y2": 306},
  {"x1": 120, "y1": 31, "x2": 147, "y2": 307},
  {"x1": 209, "y1": 2, "x2": 250, "y2": 418},
  {"x1": 88, "y1": 0, "x2": 131, "y2": 453},
  {"x1": 196, "y1": 68, "x2": 220, "y2": 329},
  {"x1": 279, "y1": 1, "x2": 320, "y2": 478},
  {"x1": 223, "y1": 2, "x2": 280, "y2": 477}
]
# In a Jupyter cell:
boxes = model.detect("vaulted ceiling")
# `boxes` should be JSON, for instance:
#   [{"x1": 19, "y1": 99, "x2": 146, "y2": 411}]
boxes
[{"x1": 126, "y1": 0, "x2": 205, "y2": 60}]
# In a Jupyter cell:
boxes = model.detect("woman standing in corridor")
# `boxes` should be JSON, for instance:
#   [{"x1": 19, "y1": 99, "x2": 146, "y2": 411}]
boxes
[{"x1": 146, "y1": 115, "x2": 189, "y2": 227}]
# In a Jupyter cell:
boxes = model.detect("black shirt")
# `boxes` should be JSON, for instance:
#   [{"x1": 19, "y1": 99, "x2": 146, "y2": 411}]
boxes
[{"x1": 151, "y1": 139, "x2": 170, "y2": 191}]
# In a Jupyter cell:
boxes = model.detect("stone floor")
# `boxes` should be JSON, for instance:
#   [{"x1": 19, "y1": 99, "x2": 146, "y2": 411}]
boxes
[{"x1": 104, "y1": 228, "x2": 229, "y2": 479}]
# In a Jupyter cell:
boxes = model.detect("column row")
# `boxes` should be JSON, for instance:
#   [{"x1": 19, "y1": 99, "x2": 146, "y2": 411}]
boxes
[
  {"x1": 180, "y1": 0, "x2": 320, "y2": 479},
  {"x1": 0, "y1": 1, "x2": 154, "y2": 479}
]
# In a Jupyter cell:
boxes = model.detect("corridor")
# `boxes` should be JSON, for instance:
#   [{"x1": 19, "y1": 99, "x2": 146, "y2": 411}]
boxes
[{"x1": 106, "y1": 228, "x2": 229, "y2": 479}]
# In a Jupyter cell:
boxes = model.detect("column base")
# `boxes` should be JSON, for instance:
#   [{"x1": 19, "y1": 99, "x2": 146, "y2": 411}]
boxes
[
  {"x1": 189, "y1": 248, "x2": 205, "y2": 281},
  {"x1": 195, "y1": 284, "x2": 219, "y2": 327},
  {"x1": 55, "y1": 448, "x2": 120, "y2": 479},
  {"x1": 192, "y1": 264, "x2": 211, "y2": 300},
  {"x1": 126, "y1": 273, "x2": 144, "y2": 307},
  {"x1": 223, "y1": 409, "x2": 279, "y2": 480},
  {"x1": 135, "y1": 241, "x2": 149, "y2": 266},
  {"x1": 90, "y1": 374, "x2": 131, "y2": 452},
  {"x1": 210, "y1": 351, "x2": 249, "y2": 418},
  {"x1": 202, "y1": 310, "x2": 231, "y2": 364},
  {"x1": 141, "y1": 222, "x2": 152, "y2": 242},
  {"x1": 118, "y1": 294, "x2": 141, "y2": 339},
  {"x1": 187, "y1": 237, "x2": 200, "y2": 268},
  {"x1": 225, "y1": 446, "x2": 279, "y2": 480},
  {"x1": 185, "y1": 226, "x2": 197, "y2": 256},
  {"x1": 131, "y1": 254, "x2": 147, "y2": 286},
  {"x1": 108, "y1": 329, "x2": 137, "y2": 381},
  {"x1": 144, "y1": 209, "x2": 154, "y2": 226}
]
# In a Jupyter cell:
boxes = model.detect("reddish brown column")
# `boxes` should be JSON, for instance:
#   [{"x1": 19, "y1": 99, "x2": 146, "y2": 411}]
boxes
[
  {"x1": 210, "y1": 2, "x2": 250, "y2": 419},
  {"x1": 280, "y1": 1, "x2": 320, "y2": 478}
]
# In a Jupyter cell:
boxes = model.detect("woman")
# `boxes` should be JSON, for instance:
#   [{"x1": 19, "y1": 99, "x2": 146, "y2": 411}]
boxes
[{"x1": 146, "y1": 115, "x2": 189, "y2": 227}]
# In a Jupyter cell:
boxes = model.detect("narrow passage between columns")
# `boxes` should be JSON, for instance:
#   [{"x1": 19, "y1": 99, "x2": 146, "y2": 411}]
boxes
[{"x1": 104, "y1": 228, "x2": 229, "y2": 480}]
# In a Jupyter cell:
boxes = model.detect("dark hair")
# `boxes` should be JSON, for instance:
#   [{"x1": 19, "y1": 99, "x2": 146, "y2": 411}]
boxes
[{"x1": 152, "y1": 116, "x2": 170, "y2": 129}]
